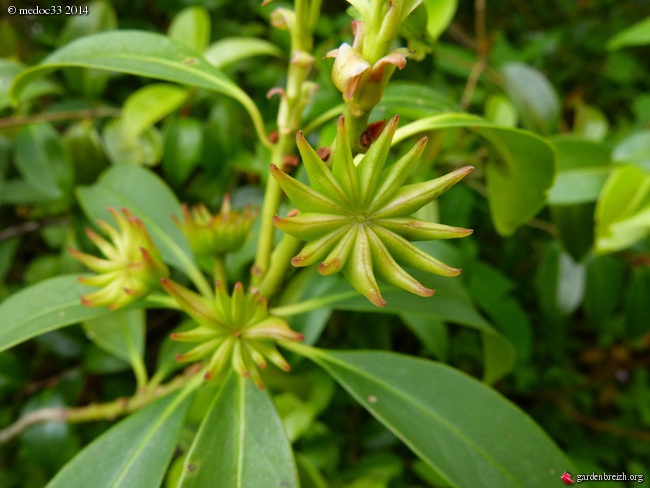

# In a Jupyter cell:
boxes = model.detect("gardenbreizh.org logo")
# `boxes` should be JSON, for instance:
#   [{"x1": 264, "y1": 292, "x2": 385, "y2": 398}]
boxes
[{"x1": 561, "y1": 470, "x2": 645, "y2": 484}]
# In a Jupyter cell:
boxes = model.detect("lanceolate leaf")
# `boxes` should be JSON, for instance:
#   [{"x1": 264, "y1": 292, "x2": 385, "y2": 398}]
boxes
[
  {"x1": 0, "y1": 274, "x2": 110, "y2": 353},
  {"x1": 47, "y1": 392, "x2": 192, "y2": 488},
  {"x1": 9, "y1": 31, "x2": 267, "y2": 145},
  {"x1": 177, "y1": 372, "x2": 298, "y2": 488},
  {"x1": 292, "y1": 348, "x2": 573, "y2": 488},
  {"x1": 393, "y1": 113, "x2": 555, "y2": 236}
]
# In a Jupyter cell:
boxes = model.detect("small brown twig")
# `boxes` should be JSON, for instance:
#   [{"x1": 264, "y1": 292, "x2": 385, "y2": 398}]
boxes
[
  {"x1": 461, "y1": 0, "x2": 488, "y2": 109},
  {"x1": 0, "y1": 108, "x2": 121, "y2": 129},
  {"x1": 0, "y1": 365, "x2": 202, "y2": 445},
  {"x1": 0, "y1": 217, "x2": 69, "y2": 242}
]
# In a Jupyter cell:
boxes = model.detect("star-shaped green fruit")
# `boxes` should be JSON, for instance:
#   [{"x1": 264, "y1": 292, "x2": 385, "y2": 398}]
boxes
[{"x1": 271, "y1": 115, "x2": 473, "y2": 306}]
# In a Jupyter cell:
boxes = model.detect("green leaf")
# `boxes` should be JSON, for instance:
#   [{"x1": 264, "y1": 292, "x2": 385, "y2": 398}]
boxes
[
  {"x1": 83, "y1": 309, "x2": 144, "y2": 364},
  {"x1": 612, "y1": 130, "x2": 650, "y2": 172},
  {"x1": 162, "y1": 117, "x2": 204, "y2": 186},
  {"x1": 0, "y1": 60, "x2": 60, "y2": 111},
  {"x1": 300, "y1": 246, "x2": 515, "y2": 383},
  {"x1": 0, "y1": 275, "x2": 110, "y2": 353},
  {"x1": 292, "y1": 348, "x2": 573, "y2": 488},
  {"x1": 76, "y1": 165, "x2": 197, "y2": 277},
  {"x1": 536, "y1": 242, "x2": 586, "y2": 320},
  {"x1": 548, "y1": 138, "x2": 611, "y2": 205},
  {"x1": 204, "y1": 37, "x2": 283, "y2": 69},
  {"x1": 376, "y1": 82, "x2": 457, "y2": 120},
  {"x1": 394, "y1": 113, "x2": 555, "y2": 235},
  {"x1": 57, "y1": 0, "x2": 118, "y2": 97},
  {"x1": 121, "y1": 83, "x2": 189, "y2": 139},
  {"x1": 625, "y1": 267, "x2": 650, "y2": 338},
  {"x1": 9, "y1": 31, "x2": 267, "y2": 145},
  {"x1": 484, "y1": 94, "x2": 518, "y2": 127},
  {"x1": 168, "y1": 6, "x2": 211, "y2": 52},
  {"x1": 607, "y1": 17, "x2": 650, "y2": 50},
  {"x1": 595, "y1": 164, "x2": 650, "y2": 253},
  {"x1": 583, "y1": 254, "x2": 625, "y2": 326},
  {"x1": 47, "y1": 392, "x2": 192, "y2": 488},
  {"x1": 102, "y1": 119, "x2": 163, "y2": 166},
  {"x1": 14, "y1": 123, "x2": 73, "y2": 201},
  {"x1": 501, "y1": 62, "x2": 560, "y2": 135},
  {"x1": 177, "y1": 373, "x2": 298, "y2": 488},
  {"x1": 550, "y1": 203, "x2": 595, "y2": 262},
  {"x1": 423, "y1": 0, "x2": 458, "y2": 41},
  {"x1": 572, "y1": 103, "x2": 608, "y2": 141}
]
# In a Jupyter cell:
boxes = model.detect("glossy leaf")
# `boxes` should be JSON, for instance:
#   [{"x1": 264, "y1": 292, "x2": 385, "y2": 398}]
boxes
[
  {"x1": 0, "y1": 60, "x2": 60, "y2": 111},
  {"x1": 595, "y1": 164, "x2": 650, "y2": 253},
  {"x1": 376, "y1": 82, "x2": 457, "y2": 119},
  {"x1": 572, "y1": 103, "x2": 608, "y2": 141},
  {"x1": 501, "y1": 62, "x2": 560, "y2": 135},
  {"x1": 424, "y1": 0, "x2": 458, "y2": 41},
  {"x1": 57, "y1": 0, "x2": 117, "y2": 97},
  {"x1": 296, "y1": 244, "x2": 515, "y2": 383},
  {"x1": 485, "y1": 94, "x2": 518, "y2": 127},
  {"x1": 607, "y1": 17, "x2": 650, "y2": 50},
  {"x1": 121, "y1": 83, "x2": 189, "y2": 138},
  {"x1": 9, "y1": 31, "x2": 266, "y2": 143},
  {"x1": 47, "y1": 392, "x2": 192, "y2": 488},
  {"x1": 162, "y1": 117, "x2": 204, "y2": 186},
  {"x1": 76, "y1": 165, "x2": 197, "y2": 276},
  {"x1": 612, "y1": 130, "x2": 650, "y2": 171},
  {"x1": 204, "y1": 37, "x2": 283, "y2": 69},
  {"x1": 293, "y1": 348, "x2": 573, "y2": 488},
  {"x1": 14, "y1": 123, "x2": 73, "y2": 201},
  {"x1": 83, "y1": 309, "x2": 144, "y2": 364},
  {"x1": 177, "y1": 373, "x2": 298, "y2": 488},
  {"x1": 394, "y1": 113, "x2": 555, "y2": 235},
  {"x1": 102, "y1": 119, "x2": 163, "y2": 166},
  {"x1": 63, "y1": 120, "x2": 108, "y2": 184},
  {"x1": 536, "y1": 243, "x2": 586, "y2": 320},
  {"x1": 550, "y1": 203, "x2": 595, "y2": 262},
  {"x1": 168, "y1": 6, "x2": 211, "y2": 52},
  {"x1": 0, "y1": 275, "x2": 110, "y2": 352},
  {"x1": 548, "y1": 138, "x2": 611, "y2": 205}
]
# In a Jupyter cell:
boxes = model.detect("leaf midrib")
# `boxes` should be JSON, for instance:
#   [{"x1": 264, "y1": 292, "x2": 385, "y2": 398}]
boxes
[{"x1": 317, "y1": 352, "x2": 525, "y2": 488}]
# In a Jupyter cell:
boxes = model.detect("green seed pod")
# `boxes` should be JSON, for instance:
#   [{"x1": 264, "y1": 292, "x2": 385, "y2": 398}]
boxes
[
  {"x1": 272, "y1": 115, "x2": 473, "y2": 307},
  {"x1": 68, "y1": 208, "x2": 169, "y2": 309},
  {"x1": 163, "y1": 279, "x2": 303, "y2": 387},
  {"x1": 174, "y1": 195, "x2": 258, "y2": 257}
]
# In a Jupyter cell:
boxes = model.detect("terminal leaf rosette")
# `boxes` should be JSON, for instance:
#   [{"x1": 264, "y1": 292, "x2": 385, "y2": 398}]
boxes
[
  {"x1": 68, "y1": 208, "x2": 169, "y2": 309},
  {"x1": 163, "y1": 279, "x2": 304, "y2": 387},
  {"x1": 271, "y1": 115, "x2": 474, "y2": 307}
]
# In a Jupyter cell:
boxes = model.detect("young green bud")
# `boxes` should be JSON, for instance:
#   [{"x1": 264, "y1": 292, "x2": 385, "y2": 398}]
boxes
[
  {"x1": 164, "y1": 279, "x2": 303, "y2": 388},
  {"x1": 174, "y1": 195, "x2": 258, "y2": 257},
  {"x1": 68, "y1": 208, "x2": 169, "y2": 309}
]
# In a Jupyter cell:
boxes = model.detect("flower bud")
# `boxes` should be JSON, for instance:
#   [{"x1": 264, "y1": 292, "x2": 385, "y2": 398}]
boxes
[
  {"x1": 163, "y1": 279, "x2": 304, "y2": 387},
  {"x1": 174, "y1": 195, "x2": 258, "y2": 257},
  {"x1": 68, "y1": 208, "x2": 169, "y2": 309}
]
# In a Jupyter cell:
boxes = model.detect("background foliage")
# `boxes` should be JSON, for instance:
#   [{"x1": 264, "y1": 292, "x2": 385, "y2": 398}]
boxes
[{"x1": 1, "y1": 0, "x2": 649, "y2": 486}]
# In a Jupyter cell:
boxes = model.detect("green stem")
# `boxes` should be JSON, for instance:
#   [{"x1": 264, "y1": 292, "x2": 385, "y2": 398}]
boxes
[
  {"x1": 257, "y1": 234, "x2": 302, "y2": 298},
  {"x1": 344, "y1": 103, "x2": 371, "y2": 155},
  {"x1": 253, "y1": 0, "x2": 322, "y2": 285},
  {"x1": 213, "y1": 255, "x2": 228, "y2": 288},
  {"x1": 270, "y1": 290, "x2": 359, "y2": 316}
]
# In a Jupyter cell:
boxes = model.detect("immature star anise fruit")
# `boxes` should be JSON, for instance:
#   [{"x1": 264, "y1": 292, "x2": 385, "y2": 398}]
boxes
[
  {"x1": 271, "y1": 115, "x2": 473, "y2": 306},
  {"x1": 174, "y1": 195, "x2": 257, "y2": 258},
  {"x1": 163, "y1": 279, "x2": 303, "y2": 387},
  {"x1": 68, "y1": 208, "x2": 169, "y2": 309}
]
